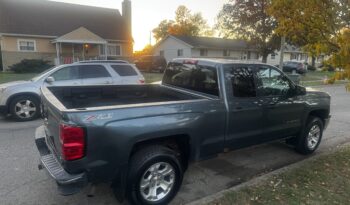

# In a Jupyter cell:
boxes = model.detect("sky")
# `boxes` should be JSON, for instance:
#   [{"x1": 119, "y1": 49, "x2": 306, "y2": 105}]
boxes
[{"x1": 51, "y1": 0, "x2": 227, "y2": 51}]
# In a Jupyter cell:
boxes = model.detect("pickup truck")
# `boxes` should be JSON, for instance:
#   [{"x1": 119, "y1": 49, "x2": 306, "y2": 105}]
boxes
[{"x1": 35, "y1": 58, "x2": 331, "y2": 205}]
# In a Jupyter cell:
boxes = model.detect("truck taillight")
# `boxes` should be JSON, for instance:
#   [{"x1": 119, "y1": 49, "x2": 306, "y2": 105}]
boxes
[
  {"x1": 139, "y1": 79, "x2": 145, "y2": 84},
  {"x1": 59, "y1": 124, "x2": 85, "y2": 161}
]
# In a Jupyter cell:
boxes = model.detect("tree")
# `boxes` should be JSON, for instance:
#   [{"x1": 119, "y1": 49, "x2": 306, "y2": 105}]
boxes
[
  {"x1": 152, "y1": 6, "x2": 213, "y2": 42},
  {"x1": 216, "y1": 0, "x2": 280, "y2": 63},
  {"x1": 269, "y1": 0, "x2": 350, "y2": 69},
  {"x1": 133, "y1": 44, "x2": 153, "y2": 58}
]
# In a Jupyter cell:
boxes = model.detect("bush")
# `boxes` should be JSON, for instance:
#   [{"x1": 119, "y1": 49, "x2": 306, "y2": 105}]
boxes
[
  {"x1": 307, "y1": 65, "x2": 316, "y2": 71},
  {"x1": 10, "y1": 59, "x2": 53, "y2": 73}
]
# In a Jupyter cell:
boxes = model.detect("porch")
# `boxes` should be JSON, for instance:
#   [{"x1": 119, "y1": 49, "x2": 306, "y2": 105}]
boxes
[{"x1": 52, "y1": 27, "x2": 109, "y2": 65}]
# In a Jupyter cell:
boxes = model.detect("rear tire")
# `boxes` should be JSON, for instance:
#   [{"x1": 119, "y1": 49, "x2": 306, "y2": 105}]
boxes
[
  {"x1": 295, "y1": 116, "x2": 324, "y2": 155},
  {"x1": 9, "y1": 95, "x2": 40, "y2": 122},
  {"x1": 126, "y1": 145, "x2": 183, "y2": 205}
]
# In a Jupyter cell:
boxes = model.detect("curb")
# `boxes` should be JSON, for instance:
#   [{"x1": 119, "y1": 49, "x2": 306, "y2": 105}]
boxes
[{"x1": 186, "y1": 143, "x2": 350, "y2": 205}]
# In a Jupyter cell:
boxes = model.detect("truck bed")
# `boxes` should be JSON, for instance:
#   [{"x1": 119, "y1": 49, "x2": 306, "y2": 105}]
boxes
[{"x1": 47, "y1": 85, "x2": 201, "y2": 109}]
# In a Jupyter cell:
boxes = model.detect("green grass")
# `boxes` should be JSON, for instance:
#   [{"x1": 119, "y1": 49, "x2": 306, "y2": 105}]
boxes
[
  {"x1": 211, "y1": 146, "x2": 350, "y2": 205},
  {"x1": 0, "y1": 72, "x2": 36, "y2": 84},
  {"x1": 142, "y1": 72, "x2": 163, "y2": 83},
  {"x1": 300, "y1": 71, "x2": 335, "y2": 82}
]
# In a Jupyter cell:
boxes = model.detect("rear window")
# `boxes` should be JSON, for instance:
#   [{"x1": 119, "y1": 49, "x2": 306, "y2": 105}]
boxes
[
  {"x1": 163, "y1": 62, "x2": 219, "y2": 96},
  {"x1": 111, "y1": 65, "x2": 138, "y2": 76}
]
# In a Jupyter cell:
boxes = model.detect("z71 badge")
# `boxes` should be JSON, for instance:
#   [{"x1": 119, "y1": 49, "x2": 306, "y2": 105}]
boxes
[{"x1": 83, "y1": 113, "x2": 113, "y2": 122}]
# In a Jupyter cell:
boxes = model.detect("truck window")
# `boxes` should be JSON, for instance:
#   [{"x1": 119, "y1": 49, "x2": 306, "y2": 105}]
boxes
[
  {"x1": 79, "y1": 65, "x2": 111, "y2": 79},
  {"x1": 163, "y1": 62, "x2": 219, "y2": 96},
  {"x1": 228, "y1": 66, "x2": 256, "y2": 98},
  {"x1": 111, "y1": 65, "x2": 138, "y2": 76},
  {"x1": 257, "y1": 65, "x2": 291, "y2": 96}
]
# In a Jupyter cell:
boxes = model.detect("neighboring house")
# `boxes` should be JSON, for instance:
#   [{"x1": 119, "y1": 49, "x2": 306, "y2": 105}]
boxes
[
  {"x1": 153, "y1": 35, "x2": 259, "y2": 63},
  {"x1": 264, "y1": 45, "x2": 325, "y2": 67},
  {"x1": 0, "y1": 0, "x2": 133, "y2": 71}
]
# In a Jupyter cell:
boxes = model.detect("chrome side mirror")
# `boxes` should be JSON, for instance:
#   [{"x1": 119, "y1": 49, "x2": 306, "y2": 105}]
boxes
[{"x1": 45, "y1": 76, "x2": 55, "y2": 83}]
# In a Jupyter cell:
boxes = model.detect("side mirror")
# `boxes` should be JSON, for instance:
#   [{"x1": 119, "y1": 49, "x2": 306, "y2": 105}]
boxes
[
  {"x1": 294, "y1": 85, "x2": 306, "y2": 96},
  {"x1": 45, "y1": 76, "x2": 55, "y2": 83}
]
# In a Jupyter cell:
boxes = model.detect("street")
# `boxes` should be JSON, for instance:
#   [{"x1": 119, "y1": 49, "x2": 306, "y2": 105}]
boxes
[{"x1": 0, "y1": 85, "x2": 349, "y2": 205}]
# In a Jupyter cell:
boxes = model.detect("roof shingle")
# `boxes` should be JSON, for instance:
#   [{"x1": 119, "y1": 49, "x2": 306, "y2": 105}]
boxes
[{"x1": 0, "y1": 0, "x2": 130, "y2": 41}]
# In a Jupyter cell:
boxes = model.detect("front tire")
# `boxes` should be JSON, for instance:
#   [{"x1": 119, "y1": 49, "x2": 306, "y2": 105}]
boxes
[
  {"x1": 9, "y1": 95, "x2": 40, "y2": 122},
  {"x1": 126, "y1": 145, "x2": 183, "y2": 205},
  {"x1": 295, "y1": 116, "x2": 324, "y2": 155}
]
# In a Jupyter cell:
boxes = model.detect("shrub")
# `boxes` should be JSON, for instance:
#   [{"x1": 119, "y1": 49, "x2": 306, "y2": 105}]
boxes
[
  {"x1": 10, "y1": 59, "x2": 53, "y2": 73},
  {"x1": 307, "y1": 65, "x2": 316, "y2": 71}
]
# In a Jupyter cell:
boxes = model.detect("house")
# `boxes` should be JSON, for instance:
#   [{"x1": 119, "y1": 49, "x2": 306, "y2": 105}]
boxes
[
  {"x1": 153, "y1": 35, "x2": 259, "y2": 63},
  {"x1": 0, "y1": 0, "x2": 133, "y2": 71},
  {"x1": 264, "y1": 45, "x2": 325, "y2": 67}
]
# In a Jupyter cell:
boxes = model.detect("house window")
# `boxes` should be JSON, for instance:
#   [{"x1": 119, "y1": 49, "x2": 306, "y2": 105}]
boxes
[
  {"x1": 18, "y1": 39, "x2": 36, "y2": 52},
  {"x1": 160, "y1": 50, "x2": 164, "y2": 56},
  {"x1": 271, "y1": 53, "x2": 276, "y2": 60},
  {"x1": 100, "y1": 44, "x2": 121, "y2": 56},
  {"x1": 200, "y1": 49, "x2": 208, "y2": 57},
  {"x1": 223, "y1": 50, "x2": 230, "y2": 57},
  {"x1": 177, "y1": 49, "x2": 183, "y2": 57},
  {"x1": 290, "y1": 53, "x2": 298, "y2": 60}
]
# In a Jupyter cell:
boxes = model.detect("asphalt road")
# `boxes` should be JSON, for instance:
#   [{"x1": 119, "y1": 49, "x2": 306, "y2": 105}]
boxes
[{"x1": 0, "y1": 85, "x2": 349, "y2": 205}]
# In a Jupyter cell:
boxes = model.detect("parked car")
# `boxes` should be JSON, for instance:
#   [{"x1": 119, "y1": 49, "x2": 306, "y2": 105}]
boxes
[
  {"x1": 36, "y1": 59, "x2": 331, "y2": 205},
  {"x1": 0, "y1": 61, "x2": 145, "y2": 121},
  {"x1": 135, "y1": 55, "x2": 167, "y2": 72},
  {"x1": 282, "y1": 61, "x2": 308, "y2": 74}
]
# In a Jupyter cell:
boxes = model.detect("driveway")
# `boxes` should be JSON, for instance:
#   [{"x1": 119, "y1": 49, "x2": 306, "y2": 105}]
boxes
[{"x1": 0, "y1": 85, "x2": 349, "y2": 205}]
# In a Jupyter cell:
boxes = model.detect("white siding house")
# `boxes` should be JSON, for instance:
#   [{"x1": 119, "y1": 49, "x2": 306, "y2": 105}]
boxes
[{"x1": 153, "y1": 35, "x2": 259, "y2": 63}]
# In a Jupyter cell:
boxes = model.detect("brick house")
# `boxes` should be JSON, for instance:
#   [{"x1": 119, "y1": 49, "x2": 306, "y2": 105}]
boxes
[{"x1": 0, "y1": 0, "x2": 133, "y2": 71}]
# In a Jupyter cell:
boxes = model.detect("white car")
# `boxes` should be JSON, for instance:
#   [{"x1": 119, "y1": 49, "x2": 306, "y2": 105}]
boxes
[{"x1": 0, "y1": 60, "x2": 145, "y2": 121}]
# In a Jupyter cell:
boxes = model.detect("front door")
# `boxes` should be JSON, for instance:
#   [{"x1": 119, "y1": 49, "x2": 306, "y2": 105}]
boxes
[
  {"x1": 224, "y1": 64, "x2": 265, "y2": 149},
  {"x1": 255, "y1": 65, "x2": 304, "y2": 140},
  {"x1": 47, "y1": 65, "x2": 82, "y2": 86}
]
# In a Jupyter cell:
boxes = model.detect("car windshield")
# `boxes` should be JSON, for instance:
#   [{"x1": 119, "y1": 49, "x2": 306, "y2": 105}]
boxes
[{"x1": 31, "y1": 66, "x2": 58, "y2": 82}]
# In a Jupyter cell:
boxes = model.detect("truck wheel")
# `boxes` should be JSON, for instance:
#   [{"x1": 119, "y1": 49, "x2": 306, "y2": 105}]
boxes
[
  {"x1": 127, "y1": 145, "x2": 183, "y2": 205},
  {"x1": 9, "y1": 95, "x2": 40, "y2": 122},
  {"x1": 295, "y1": 117, "x2": 324, "y2": 155}
]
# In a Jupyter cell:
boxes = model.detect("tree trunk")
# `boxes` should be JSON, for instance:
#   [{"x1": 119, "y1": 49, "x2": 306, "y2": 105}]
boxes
[
  {"x1": 262, "y1": 54, "x2": 268, "y2": 63},
  {"x1": 312, "y1": 56, "x2": 316, "y2": 67}
]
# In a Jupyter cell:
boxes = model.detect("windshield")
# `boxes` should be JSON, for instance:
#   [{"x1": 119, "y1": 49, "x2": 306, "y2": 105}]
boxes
[{"x1": 31, "y1": 66, "x2": 58, "y2": 82}]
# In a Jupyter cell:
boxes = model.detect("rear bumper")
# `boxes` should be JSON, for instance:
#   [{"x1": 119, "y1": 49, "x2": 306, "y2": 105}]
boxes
[{"x1": 35, "y1": 126, "x2": 87, "y2": 196}]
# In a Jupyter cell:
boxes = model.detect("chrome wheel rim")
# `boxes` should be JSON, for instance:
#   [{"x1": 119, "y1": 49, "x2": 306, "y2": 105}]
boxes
[
  {"x1": 307, "y1": 125, "x2": 321, "y2": 150},
  {"x1": 140, "y1": 162, "x2": 176, "y2": 202},
  {"x1": 15, "y1": 100, "x2": 37, "y2": 119}
]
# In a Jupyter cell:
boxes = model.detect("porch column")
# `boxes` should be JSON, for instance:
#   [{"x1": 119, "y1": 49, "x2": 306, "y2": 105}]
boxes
[
  {"x1": 104, "y1": 43, "x2": 108, "y2": 60},
  {"x1": 82, "y1": 44, "x2": 85, "y2": 61},
  {"x1": 72, "y1": 44, "x2": 75, "y2": 62},
  {"x1": 55, "y1": 43, "x2": 60, "y2": 65}
]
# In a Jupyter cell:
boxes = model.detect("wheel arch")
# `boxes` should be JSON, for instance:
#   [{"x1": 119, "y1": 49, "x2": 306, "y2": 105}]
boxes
[{"x1": 6, "y1": 92, "x2": 41, "y2": 112}]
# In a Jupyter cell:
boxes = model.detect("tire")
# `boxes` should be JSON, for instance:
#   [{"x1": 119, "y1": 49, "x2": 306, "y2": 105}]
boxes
[
  {"x1": 295, "y1": 116, "x2": 324, "y2": 155},
  {"x1": 9, "y1": 95, "x2": 40, "y2": 122},
  {"x1": 126, "y1": 145, "x2": 183, "y2": 205}
]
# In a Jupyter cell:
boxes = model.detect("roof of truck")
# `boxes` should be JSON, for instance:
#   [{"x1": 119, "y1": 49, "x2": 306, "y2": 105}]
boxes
[{"x1": 171, "y1": 58, "x2": 264, "y2": 65}]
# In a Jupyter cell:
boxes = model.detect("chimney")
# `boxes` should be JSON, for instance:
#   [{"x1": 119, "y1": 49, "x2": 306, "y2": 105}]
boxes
[{"x1": 122, "y1": 0, "x2": 132, "y2": 40}]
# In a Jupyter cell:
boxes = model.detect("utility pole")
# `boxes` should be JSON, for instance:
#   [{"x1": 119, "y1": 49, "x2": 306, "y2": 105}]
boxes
[
  {"x1": 279, "y1": 36, "x2": 286, "y2": 69},
  {"x1": 149, "y1": 31, "x2": 152, "y2": 46}
]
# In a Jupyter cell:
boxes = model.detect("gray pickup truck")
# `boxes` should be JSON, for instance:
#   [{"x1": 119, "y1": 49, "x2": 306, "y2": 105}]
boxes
[{"x1": 35, "y1": 59, "x2": 331, "y2": 205}]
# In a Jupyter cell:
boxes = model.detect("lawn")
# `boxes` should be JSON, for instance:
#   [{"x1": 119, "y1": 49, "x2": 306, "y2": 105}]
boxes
[
  {"x1": 0, "y1": 72, "x2": 164, "y2": 84},
  {"x1": 0, "y1": 72, "x2": 36, "y2": 84},
  {"x1": 211, "y1": 146, "x2": 350, "y2": 205}
]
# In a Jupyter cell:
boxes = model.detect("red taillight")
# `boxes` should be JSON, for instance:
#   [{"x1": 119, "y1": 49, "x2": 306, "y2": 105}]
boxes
[
  {"x1": 139, "y1": 79, "x2": 145, "y2": 84},
  {"x1": 59, "y1": 124, "x2": 85, "y2": 161}
]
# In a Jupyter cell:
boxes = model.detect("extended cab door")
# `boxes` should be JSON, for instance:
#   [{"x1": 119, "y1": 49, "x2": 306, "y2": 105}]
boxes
[
  {"x1": 224, "y1": 64, "x2": 265, "y2": 149},
  {"x1": 80, "y1": 65, "x2": 113, "y2": 85},
  {"x1": 255, "y1": 65, "x2": 304, "y2": 140}
]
